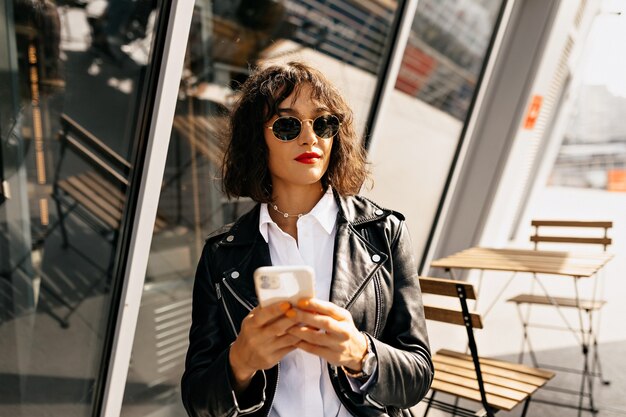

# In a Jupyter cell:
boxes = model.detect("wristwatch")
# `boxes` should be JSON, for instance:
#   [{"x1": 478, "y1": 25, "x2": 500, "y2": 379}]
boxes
[{"x1": 342, "y1": 333, "x2": 377, "y2": 379}]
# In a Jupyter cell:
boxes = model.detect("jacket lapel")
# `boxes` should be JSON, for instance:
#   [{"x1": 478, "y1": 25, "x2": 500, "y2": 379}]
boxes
[
  {"x1": 329, "y1": 193, "x2": 388, "y2": 310},
  {"x1": 216, "y1": 204, "x2": 271, "y2": 308}
]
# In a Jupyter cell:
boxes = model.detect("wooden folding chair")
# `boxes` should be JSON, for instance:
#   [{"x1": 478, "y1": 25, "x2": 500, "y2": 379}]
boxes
[
  {"x1": 49, "y1": 113, "x2": 167, "y2": 326},
  {"x1": 419, "y1": 276, "x2": 554, "y2": 417},
  {"x1": 506, "y1": 220, "x2": 612, "y2": 414}
]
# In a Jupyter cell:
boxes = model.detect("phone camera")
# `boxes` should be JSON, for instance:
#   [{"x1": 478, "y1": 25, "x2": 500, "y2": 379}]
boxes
[{"x1": 260, "y1": 276, "x2": 271, "y2": 289}]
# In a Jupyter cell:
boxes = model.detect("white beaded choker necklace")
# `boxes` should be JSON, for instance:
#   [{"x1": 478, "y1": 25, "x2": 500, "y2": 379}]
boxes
[{"x1": 271, "y1": 204, "x2": 307, "y2": 219}]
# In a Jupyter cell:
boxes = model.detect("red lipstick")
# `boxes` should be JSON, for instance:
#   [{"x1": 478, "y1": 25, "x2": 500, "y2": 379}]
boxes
[{"x1": 295, "y1": 152, "x2": 321, "y2": 164}]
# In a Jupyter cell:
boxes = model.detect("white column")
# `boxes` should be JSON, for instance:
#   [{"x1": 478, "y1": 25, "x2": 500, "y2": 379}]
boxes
[
  {"x1": 99, "y1": 1, "x2": 195, "y2": 416},
  {"x1": 366, "y1": 0, "x2": 420, "y2": 156}
]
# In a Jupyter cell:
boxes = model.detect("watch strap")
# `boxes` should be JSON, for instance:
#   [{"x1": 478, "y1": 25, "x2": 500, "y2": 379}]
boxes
[{"x1": 342, "y1": 332, "x2": 374, "y2": 379}]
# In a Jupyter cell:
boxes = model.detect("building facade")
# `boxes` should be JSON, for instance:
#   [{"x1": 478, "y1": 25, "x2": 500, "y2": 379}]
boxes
[{"x1": 0, "y1": 0, "x2": 597, "y2": 416}]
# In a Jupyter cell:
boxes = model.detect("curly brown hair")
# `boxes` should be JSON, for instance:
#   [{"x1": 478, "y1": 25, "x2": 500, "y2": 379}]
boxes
[{"x1": 221, "y1": 61, "x2": 369, "y2": 203}]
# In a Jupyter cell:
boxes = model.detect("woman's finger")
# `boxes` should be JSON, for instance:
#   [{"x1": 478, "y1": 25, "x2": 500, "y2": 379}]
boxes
[
  {"x1": 264, "y1": 316, "x2": 299, "y2": 337},
  {"x1": 246, "y1": 301, "x2": 292, "y2": 328},
  {"x1": 272, "y1": 333, "x2": 301, "y2": 349},
  {"x1": 295, "y1": 341, "x2": 336, "y2": 363},
  {"x1": 287, "y1": 325, "x2": 335, "y2": 346},
  {"x1": 296, "y1": 298, "x2": 349, "y2": 321},
  {"x1": 287, "y1": 308, "x2": 344, "y2": 334}
]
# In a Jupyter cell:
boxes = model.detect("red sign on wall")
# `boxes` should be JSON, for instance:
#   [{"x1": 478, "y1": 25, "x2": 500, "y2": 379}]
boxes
[
  {"x1": 608, "y1": 169, "x2": 626, "y2": 192},
  {"x1": 524, "y1": 95, "x2": 543, "y2": 130}
]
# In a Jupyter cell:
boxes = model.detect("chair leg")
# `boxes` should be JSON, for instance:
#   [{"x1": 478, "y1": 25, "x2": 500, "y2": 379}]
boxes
[
  {"x1": 423, "y1": 391, "x2": 436, "y2": 417},
  {"x1": 520, "y1": 398, "x2": 531, "y2": 417},
  {"x1": 578, "y1": 343, "x2": 594, "y2": 417},
  {"x1": 53, "y1": 194, "x2": 69, "y2": 248},
  {"x1": 592, "y1": 338, "x2": 610, "y2": 385},
  {"x1": 516, "y1": 304, "x2": 527, "y2": 364},
  {"x1": 515, "y1": 280, "x2": 540, "y2": 367},
  {"x1": 588, "y1": 309, "x2": 610, "y2": 386},
  {"x1": 452, "y1": 396, "x2": 460, "y2": 417}
]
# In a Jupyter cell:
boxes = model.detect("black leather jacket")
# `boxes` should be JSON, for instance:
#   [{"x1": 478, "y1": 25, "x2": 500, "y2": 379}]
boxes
[{"x1": 181, "y1": 192, "x2": 433, "y2": 417}]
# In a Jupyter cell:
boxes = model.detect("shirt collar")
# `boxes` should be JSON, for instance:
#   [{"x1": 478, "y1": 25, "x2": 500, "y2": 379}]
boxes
[
  {"x1": 259, "y1": 204, "x2": 273, "y2": 243},
  {"x1": 259, "y1": 188, "x2": 338, "y2": 243}
]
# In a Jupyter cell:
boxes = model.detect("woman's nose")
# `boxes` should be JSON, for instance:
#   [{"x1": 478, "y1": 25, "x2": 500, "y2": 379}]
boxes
[{"x1": 298, "y1": 119, "x2": 318, "y2": 145}]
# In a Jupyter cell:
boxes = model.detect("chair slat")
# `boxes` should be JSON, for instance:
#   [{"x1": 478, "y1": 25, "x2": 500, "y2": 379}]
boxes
[
  {"x1": 65, "y1": 176, "x2": 123, "y2": 222},
  {"x1": 65, "y1": 136, "x2": 128, "y2": 188},
  {"x1": 424, "y1": 305, "x2": 482, "y2": 329},
  {"x1": 419, "y1": 276, "x2": 476, "y2": 299},
  {"x1": 430, "y1": 380, "x2": 519, "y2": 411},
  {"x1": 507, "y1": 294, "x2": 606, "y2": 311},
  {"x1": 432, "y1": 354, "x2": 551, "y2": 386},
  {"x1": 435, "y1": 370, "x2": 527, "y2": 402},
  {"x1": 58, "y1": 180, "x2": 119, "y2": 229},
  {"x1": 531, "y1": 220, "x2": 612, "y2": 228},
  {"x1": 61, "y1": 114, "x2": 131, "y2": 173},
  {"x1": 530, "y1": 236, "x2": 612, "y2": 246},
  {"x1": 434, "y1": 361, "x2": 538, "y2": 394},
  {"x1": 79, "y1": 172, "x2": 124, "y2": 211},
  {"x1": 437, "y1": 349, "x2": 555, "y2": 380}
]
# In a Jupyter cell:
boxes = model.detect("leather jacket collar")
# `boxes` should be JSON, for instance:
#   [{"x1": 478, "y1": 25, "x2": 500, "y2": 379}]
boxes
[{"x1": 213, "y1": 189, "x2": 393, "y2": 310}]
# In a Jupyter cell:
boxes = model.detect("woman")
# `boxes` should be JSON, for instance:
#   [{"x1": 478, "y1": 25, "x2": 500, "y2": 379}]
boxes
[{"x1": 181, "y1": 62, "x2": 433, "y2": 417}]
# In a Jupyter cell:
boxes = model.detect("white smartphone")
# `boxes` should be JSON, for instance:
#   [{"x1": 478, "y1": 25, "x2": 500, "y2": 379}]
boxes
[{"x1": 253, "y1": 265, "x2": 315, "y2": 308}]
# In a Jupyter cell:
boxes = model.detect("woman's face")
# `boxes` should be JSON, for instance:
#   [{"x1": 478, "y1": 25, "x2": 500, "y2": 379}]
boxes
[{"x1": 264, "y1": 84, "x2": 334, "y2": 191}]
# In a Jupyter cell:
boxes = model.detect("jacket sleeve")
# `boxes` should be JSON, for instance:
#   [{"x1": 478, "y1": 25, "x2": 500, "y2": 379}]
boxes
[
  {"x1": 365, "y1": 220, "x2": 434, "y2": 408},
  {"x1": 181, "y1": 242, "x2": 266, "y2": 417}
]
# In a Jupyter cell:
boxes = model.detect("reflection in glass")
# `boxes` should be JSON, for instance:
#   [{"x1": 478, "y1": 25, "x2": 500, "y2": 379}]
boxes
[
  {"x1": 0, "y1": 1, "x2": 161, "y2": 416},
  {"x1": 120, "y1": 1, "x2": 401, "y2": 416},
  {"x1": 395, "y1": 0, "x2": 501, "y2": 120},
  {"x1": 365, "y1": 0, "x2": 504, "y2": 265}
]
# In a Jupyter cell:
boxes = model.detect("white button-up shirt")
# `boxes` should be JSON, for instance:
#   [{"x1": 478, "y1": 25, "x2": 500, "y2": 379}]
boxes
[{"x1": 259, "y1": 189, "x2": 359, "y2": 417}]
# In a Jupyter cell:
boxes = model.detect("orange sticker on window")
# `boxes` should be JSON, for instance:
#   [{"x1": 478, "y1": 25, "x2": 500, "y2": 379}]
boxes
[
  {"x1": 608, "y1": 169, "x2": 626, "y2": 192},
  {"x1": 524, "y1": 95, "x2": 543, "y2": 130}
]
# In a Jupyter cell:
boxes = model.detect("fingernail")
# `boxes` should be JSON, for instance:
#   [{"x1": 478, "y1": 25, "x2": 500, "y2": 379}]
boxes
[
  {"x1": 279, "y1": 302, "x2": 291, "y2": 312},
  {"x1": 297, "y1": 299, "x2": 309, "y2": 309},
  {"x1": 285, "y1": 309, "x2": 296, "y2": 318}
]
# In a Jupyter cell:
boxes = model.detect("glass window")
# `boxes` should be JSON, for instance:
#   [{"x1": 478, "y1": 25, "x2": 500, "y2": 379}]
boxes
[
  {"x1": 0, "y1": 1, "x2": 164, "y2": 416},
  {"x1": 365, "y1": 0, "x2": 505, "y2": 263},
  {"x1": 119, "y1": 1, "x2": 402, "y2": 415}
]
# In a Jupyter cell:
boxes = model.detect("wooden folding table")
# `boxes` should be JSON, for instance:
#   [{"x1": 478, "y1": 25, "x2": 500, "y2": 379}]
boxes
[{"x1": 431, "y1": 247, "x2": 613, "y2": 415}]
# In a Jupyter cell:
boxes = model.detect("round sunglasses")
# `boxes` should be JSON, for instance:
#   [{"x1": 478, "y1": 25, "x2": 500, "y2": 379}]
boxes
[{"x1": 267, "y1": 114, "x2": 341, "y2": 142}]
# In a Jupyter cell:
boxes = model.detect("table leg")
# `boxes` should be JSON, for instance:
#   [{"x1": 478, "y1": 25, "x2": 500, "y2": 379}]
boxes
[
  {"x1": 574, "y1": 277, "x2": 598, "y2": 414},
  {"x1": 532, "y1": 274, "x2": 582, "y2": 344}
]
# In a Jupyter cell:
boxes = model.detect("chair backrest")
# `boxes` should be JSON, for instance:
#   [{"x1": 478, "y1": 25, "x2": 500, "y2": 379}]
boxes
[
  {"x1": 56, "y1": 113, "x2": 131, "y2": 190},
  {"x1": 420, "y1": 276, "x2": 493, "y2": 412},
  {"x1": 530, "y1": 220, "x2": 612, "y2": 251},
  {"x1": 419, "y1": 276, "x2": 483, "y2": 329}
]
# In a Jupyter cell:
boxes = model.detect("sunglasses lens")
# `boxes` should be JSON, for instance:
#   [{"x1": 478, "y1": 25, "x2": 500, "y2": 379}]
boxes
[
  {"x1": 272, "y1": 117, "x2": 301, "y2": 141},
  {"x1": 313, "y1": 115, "x2": 340, "y2": 139}
]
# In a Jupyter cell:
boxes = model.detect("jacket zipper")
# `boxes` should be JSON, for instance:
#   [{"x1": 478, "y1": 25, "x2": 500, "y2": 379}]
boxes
[
  {"x1": 373, "y1": 275, "x2": 382, "y2": 338},
  {"x1": 215, "y1": 283, "x2": 238, "y2": 338},
  {"x1": 222, "y1": 278, "x2": 254, "y2": 311},
  {"x1": 218, "y1": 279, "x2": 278, "y2": 416},
  {"x1": 215, "y1": 283, "x2": 242, "y2": 417},
  {"x1": 266, "y1": 363, "x2": 280, "y2": 417}
]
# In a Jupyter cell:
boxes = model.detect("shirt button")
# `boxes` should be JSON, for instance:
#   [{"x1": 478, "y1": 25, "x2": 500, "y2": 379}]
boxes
[
  {"x1": 372, "y1": 254, "x2": 381, "y2": 263},
  {"x1": 226, "y1": 235, "x2": 234, "y2": 242},
  {"x1": 375, "y1": 209, "x2": 383, "y2": 216},
  {"x1": 231, "y1": 271, "x2": 240, "y2": 279}
]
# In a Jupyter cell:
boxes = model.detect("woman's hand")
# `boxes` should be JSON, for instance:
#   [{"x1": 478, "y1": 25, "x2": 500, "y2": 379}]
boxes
[
  {"x1": 285, "y1": 298, "x2": 368, "y2": 371},
  {"x1": 229, "y1": 301, "x2": 299, "y2": 392}
]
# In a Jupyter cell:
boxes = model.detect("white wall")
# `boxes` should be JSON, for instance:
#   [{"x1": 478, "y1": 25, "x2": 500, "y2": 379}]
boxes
[
  {"x1": 363, "y1": 90, "x2": 462, "y2": 260},
  {"x1": 480, "y1": 0, "x2": 600, "y2": 247}
]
